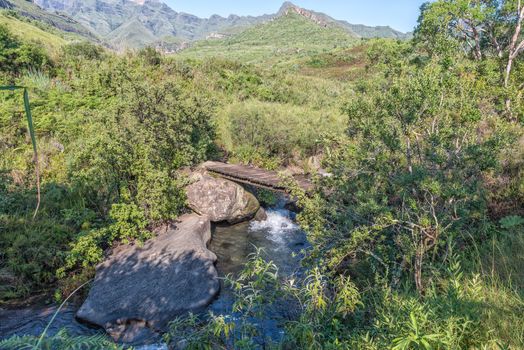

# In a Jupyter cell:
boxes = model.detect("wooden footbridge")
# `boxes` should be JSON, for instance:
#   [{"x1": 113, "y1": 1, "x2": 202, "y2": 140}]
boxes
[{"x1": 203, "y1": 161, "x2": 313, "y2": 193}]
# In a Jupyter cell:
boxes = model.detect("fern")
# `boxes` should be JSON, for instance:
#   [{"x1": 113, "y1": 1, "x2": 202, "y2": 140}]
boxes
[
  {"x1": 0, "y1": 329, "x2": 124, "y2": 350},
  {"x1": 499, "y1": 215, "x2": 524, "y2": 230}
]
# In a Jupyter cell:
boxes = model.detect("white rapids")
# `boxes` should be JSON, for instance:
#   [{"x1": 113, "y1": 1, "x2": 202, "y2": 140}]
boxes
[{"x1": 249, "y1": 208, "x2": 299, "y2": 244}]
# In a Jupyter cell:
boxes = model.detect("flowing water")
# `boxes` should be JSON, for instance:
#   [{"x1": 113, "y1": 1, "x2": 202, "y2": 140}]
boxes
[
  {"x1": 0, "y1": 205, "x2": 307, "y2": 348},
  {"x1": 207, "y1": 207, "x2": 308, "y2": 345}
]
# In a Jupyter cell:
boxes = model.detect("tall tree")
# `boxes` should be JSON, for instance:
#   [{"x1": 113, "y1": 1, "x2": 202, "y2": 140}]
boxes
[{"x1": 417, "y1": 0, "x2": 524, "y2": 119}]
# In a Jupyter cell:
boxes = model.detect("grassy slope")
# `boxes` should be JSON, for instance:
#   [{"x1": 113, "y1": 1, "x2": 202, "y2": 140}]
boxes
[
  {"x1": 106, "y1": 18, "x2": 157, "y2": 50},
  {"x1": 177, "y1": 13, "x2": 358, "y2": 65},
  {"x1": 0, "y1": 12, "x2": 66, "y2": 52},
  {"x1": 6, "y1": 0, "x2": 97, "y2": 41}
]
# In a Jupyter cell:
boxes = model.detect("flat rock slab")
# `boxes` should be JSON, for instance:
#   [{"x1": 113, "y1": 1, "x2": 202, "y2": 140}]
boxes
[{"x1": 76, "y1": 214, "x2": 219, "y2": 343}]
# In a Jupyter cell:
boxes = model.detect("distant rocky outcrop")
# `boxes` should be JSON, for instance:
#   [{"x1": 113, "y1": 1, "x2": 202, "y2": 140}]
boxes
[
  {"x1": 278, "y1": 1, "x2": 329, "y2": 27},
  {"x1": 206, "y1": 32, "x2": 230, "y2": 40},
  {"x1": 76, "y1": 214, "x2": 219, "y2": 343},
  {"x1": 0, "y1": 0, "x2": 12, "y2": 9},
  {"x1": 186, "y1": 174, "x2": 260, "y2": 224},
  {"x1": 278, "y1": 1, "x2": 408, "y2": 39}
]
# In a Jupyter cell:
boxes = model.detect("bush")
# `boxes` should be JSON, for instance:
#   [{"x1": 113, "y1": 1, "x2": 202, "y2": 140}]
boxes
[
  {"x1": 221, "y1": 100, "x2": 343, "y2": 165},
  {"x1": 62, "y1": 41, "x2": 104, "y2": 61},
  {"x1": 1, "y1": 49, "x2": 217, "y2": 298},
  {"x1": 0, "y1": 24, "x2": 49, "y2": 75}
]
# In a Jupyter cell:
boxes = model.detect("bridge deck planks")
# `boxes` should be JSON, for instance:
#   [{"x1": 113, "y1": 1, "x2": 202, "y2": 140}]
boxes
[{"x1": 203, "y1": 161, "x2": 313, "y2": 192}]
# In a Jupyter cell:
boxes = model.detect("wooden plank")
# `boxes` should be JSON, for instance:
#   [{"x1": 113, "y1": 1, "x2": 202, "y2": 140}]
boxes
[{"x1": 204, "y1": 162, "x2": 313, "y2": 192}]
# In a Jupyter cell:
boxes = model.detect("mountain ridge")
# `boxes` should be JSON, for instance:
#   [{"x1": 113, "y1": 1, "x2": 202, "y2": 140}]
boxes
[{"x1": 30, "y1": 1, "x2": 409, "y2": 50}]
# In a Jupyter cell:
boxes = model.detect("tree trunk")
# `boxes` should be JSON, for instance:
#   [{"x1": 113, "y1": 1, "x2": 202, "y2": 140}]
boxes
[
  {"x1": 406, "y1": 135, "x2": 413, "y2": 175},
  {"x1": 503, "y1": 3, "x2": 524, "y2": 119},
  {"x1": 472, "y1": 27, "x2": 482, "y2": 60},
  {"x1": 505, "y1": 54, "x2": 515, "y2": 89}
]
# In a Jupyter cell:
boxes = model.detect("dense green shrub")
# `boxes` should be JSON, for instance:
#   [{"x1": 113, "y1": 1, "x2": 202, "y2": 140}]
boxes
[
  {"x1": 221, "y1": 100, "x2": 343, "y2": 165},
  {"x1": 1, "y1": 40, "x2": 217, "y2": 297},
  {"x1": 0, "y1": 24, "x2": 49, "y2": 75},
  {"x1": 61, "y1": 41, "x2": 105, "y2": 61}
]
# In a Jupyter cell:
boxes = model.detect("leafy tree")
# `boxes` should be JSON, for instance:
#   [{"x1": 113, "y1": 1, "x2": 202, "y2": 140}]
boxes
[
  {"x1": 300, "y1": 50, "x2": 509, "y2": 293},
  {"x1": 416, "y1": 0, "x2": 524, "y2": 119}
]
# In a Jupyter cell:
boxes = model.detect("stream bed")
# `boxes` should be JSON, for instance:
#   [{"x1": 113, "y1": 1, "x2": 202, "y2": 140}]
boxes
[{"x1": 0, "y1": 206, "x2": 307, "y2": 348}]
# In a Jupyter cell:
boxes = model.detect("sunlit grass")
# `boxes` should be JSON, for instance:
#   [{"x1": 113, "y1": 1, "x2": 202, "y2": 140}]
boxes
[{"x1": 0, "y1": 13, "x2": 66, "y2": 52}]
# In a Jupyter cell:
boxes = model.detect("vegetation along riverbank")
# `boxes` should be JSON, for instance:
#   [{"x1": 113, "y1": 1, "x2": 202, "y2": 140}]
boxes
[{"x1": 1, "y1": 0, "x2": 523, "y2": 348}]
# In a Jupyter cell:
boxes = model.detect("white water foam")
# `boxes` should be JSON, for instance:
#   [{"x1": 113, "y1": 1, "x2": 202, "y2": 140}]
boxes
[{"x1": 249, "y1": 209, "x2": 299, "y2": 243}]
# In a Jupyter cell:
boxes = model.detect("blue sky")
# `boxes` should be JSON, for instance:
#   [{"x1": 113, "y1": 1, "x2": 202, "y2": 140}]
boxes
[{"x1": 162, "y1": 1, "x2": 428, "y2": 33}]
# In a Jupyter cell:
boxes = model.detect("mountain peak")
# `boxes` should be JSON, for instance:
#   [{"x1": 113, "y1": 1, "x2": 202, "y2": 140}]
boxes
[
  {"x1": 278, "y1": 2, "x2": 298, "y2": 12},
  {"x1": 277, "y1": 2, "x2": 330, "y2": 27}
]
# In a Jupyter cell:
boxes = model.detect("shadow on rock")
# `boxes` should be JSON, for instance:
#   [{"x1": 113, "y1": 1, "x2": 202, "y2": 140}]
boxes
[{"x1": 76, "y1": 214, "x2": 219, "y2": 344}]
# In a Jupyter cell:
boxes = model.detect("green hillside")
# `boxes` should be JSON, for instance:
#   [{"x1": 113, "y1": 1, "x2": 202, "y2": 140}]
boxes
[
  {"x1": 31, "y1": 0, "x2": 405, "y2": 50},
  {"x1": 106, "y1": 18, "x2": 158, "y2": 50},
  {"x1": 177, "y1": 13, "x2": 358, "y2": 64},
  {"x1": 2, "y1": 0, "x2": 96, "y2": 41},
  {"x1": 0, "y1": 12, "x2": 66, "y2": 52}
]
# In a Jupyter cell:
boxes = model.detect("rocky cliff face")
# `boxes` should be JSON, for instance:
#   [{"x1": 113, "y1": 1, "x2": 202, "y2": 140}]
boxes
[
  {"x1": 0, "y1": 0, "x2": 12, "y2": 9},
  {"x1": 32, "y1": 0, "x2": 267, "y2": 48},
  {"x1": 129, "y1": 0, "x2": 159, "y2": 5},
  {"x1": 277, "y1": 1, "x2": 408, "y2": 39}
]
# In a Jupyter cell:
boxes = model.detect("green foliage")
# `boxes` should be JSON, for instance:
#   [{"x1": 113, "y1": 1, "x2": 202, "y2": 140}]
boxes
[
  {"x1": 415, "y1": 0, "x2": 524, "y2": 122},
  {"x1": 0, "y1": 24, "x2": 49, "y2": 74},
  {"x1": 166, "y1": 250, "x2": 280, "y2": 349},
  {"x1": 252, "y1": 188, "x2": 278, "y2": 207},
  {"x1": 0, "y1": 329, "x2": 123, "y2": 350},
  {"x1": 222, "y1": 100, "x2": 342, "y2": 165},
  {"x1": 62, "y1": 42, "x2": 105, "y2": 61},
  {"x1": 499, "y1": 215, "x2": 524, "y2": 229},
  {"x1": 307, "y1": 49, "x2": 513, "y2": 292},
  {"x1": 137, "y1": 46, "x2": 162, "y2": 66},
  {"x1": 228, "y1": 248, "x2": 280, "y2": 316},
  {"x1": 166, "y1": 313, "x2": 238, "y2": 350},
  {"x1": 57, "y1": 202, "x2": 152, "y2": 279},
  {"x1": 0, "y1": 180, "x2": 82, "y2": 299},
  {"x1": 1, "y1": 36, "x2": 216, "y2": 298}
]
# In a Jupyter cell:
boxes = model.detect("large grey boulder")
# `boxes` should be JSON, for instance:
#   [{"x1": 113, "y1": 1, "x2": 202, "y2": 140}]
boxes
[
  {"x1": 186, "y1": 175, "x2": 260, "y2": 224},
  {"x1": 76, "y1": 214, "x2": 219, "y2": 343}
]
